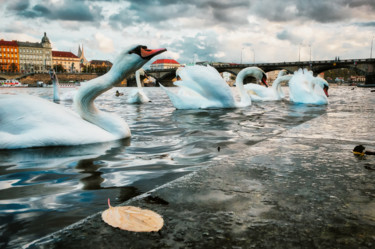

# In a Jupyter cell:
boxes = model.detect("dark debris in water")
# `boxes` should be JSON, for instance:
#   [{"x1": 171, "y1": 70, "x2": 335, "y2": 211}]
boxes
[
  {"x1": 364, "y1": 164, "x2": 375, "y2": 170},
  {"x1": 143, "y1": 195, "x2": 169, "y2": 205}
]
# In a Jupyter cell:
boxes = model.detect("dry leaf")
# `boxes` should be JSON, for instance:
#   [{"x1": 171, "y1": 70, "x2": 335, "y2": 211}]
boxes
[{"x1": 102, "y1": 199, "x2": 164, "y2": 232}]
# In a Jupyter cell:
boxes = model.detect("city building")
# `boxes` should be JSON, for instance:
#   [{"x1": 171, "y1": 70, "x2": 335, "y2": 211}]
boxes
[
  {"x1": 52, "y1": 51, "x2": 80, "y2": 73},
  {"x1": 17, "y1": 32, "x2": 52, "y2": 73},
  {"x1": 0, "y1": 40, "x2": 19, "y2": 72},
  {"x1": 89, "y1": 60, "x2": 112, "y2": 73},
  {"x1": 150, "y1": 59, "x2": 180, "y2": 69}
]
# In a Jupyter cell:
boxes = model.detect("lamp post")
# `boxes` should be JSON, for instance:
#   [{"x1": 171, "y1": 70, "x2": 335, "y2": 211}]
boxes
[
  {"x1": 241, "y1": 48, "x2": 244, "y2": 64},
  {"x1": 371, "y1": 36, "x2": 374, "y2": 59}
]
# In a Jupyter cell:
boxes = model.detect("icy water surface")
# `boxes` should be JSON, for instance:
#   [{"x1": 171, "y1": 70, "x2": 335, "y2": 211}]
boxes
[{"x1": 0, "y1": 86, "x2": 373, "y2": 248}]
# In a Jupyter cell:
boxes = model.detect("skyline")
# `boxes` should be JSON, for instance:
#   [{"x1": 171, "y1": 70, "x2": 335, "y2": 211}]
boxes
[{"x1": 1, "y1": 0, "x2": 375, "y2": 68}]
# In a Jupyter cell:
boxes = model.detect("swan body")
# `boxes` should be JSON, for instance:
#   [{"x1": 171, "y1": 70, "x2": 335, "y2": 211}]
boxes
[
  {"x1": 161, "y1": 65, "x2": 267, "y2": 109},
  {"x1": 244, "y1": 69, "x2": 292, "y2": 101},
  {"x1": 288, "y1": 68, "x2": 329, "y2": 105},
  {"x1": 0, "y1": 45, "x2": 166, "y2": 149},
  {"x1": 127, "y1": 68, "x2": 151, "y2": 104}
]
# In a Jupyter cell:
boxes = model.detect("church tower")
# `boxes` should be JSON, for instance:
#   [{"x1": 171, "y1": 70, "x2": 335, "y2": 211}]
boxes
[{"x1": 77, "y1": 44, "x2": 89, "y2": 69}]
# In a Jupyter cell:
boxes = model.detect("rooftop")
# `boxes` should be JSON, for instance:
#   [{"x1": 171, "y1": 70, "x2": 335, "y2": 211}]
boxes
[
  {"x1": 152, "y1": 59, "x2": 179, "y2": 65},
  {"x1": 0, "y1": 40, "x2": 18, "y2": 46},
  {"x1": 52, "y1": 51, "x2": 79, "y2": 58}
]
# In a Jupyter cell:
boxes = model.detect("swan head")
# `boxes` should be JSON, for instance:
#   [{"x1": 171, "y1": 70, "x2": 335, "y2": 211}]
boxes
[
  {"x1": 239, "y1": 67, "x2": 268, "y2": 87},
  {"x1": 313, "y1": 77, "x2": 329, "y2": 97},
  {"x1": 110, "y1": 45, "x2": 166, "y2": 79},
  {"x1": 261, "y1": 73, "x2": 268, "y2": 87},
  {"x1": 278, "y1": 69, "x2": 288, "y2": 78}
]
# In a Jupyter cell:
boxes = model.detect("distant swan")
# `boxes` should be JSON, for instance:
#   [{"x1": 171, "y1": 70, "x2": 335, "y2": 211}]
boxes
[
  {"x1": 127, "y1": 68, "x2": 151, "y2": 104},
  {"x1": 288, "y1": 68, "x2": 329, "y2": 105},
  {"x1": 244, "y1": 69, "x2": 292, "y2": 101},
  {"x1": 50, "y1": 69, "x2": 61, "y2": 102},
  {"x1": 50, "y1": 69, "x2": 78, "y2": 102},
  {"x1": 0, "y1": 45, "x2": 166, "y2": 149},
  {"x1": 161, "y1": 65, "x2": 267, "y2": 109}
]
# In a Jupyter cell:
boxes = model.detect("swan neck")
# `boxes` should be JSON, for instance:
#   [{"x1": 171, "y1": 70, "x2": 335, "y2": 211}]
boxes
[
  {"x1": 53, "y1": 79, "x2": 60, "y2": 102},
  {"x1": 235, "y1": 69, "x2": 252, "y2": 104},
  {"x1": 136, "y1": 71, "x2": 142, "y2": 89},
  {"x1": 74, "y1": 67, "x2": 132, "y2": 135}
]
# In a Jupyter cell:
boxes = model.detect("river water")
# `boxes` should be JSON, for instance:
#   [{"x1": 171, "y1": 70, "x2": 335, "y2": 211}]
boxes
[{"x1": 0, "y1": 86, "x2": 374, "y2": 248}]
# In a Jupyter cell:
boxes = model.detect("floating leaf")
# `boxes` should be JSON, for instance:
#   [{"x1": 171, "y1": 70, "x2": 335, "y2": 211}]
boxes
[{"x1": 102, "y1": 199, "x2": 164, "y2": 232}]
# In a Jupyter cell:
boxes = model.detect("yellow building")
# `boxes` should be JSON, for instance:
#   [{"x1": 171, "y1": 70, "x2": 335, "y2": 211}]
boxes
[
  {"x1": 0, "y1": 39, "x2": 19, "y2": 72},
  {"x1": 52, "y1": 51, "x2": 80, "y2": 73}
]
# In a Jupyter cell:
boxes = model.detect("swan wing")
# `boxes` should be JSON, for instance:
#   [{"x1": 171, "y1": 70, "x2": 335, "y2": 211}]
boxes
[
  {"x1": 160, "y1": 84, "x2": 217, "y2": 109},
  {"x1": 127, "y1": 89, "x2": 150, "y2": 104},
  {"x1": 288, "y1": 70, "x2": 328, "y2": 105},
  {"x1": 176, "y1": 65, "x2": 235, "y2": 106},
  {"x1": 244, "y1": 83, "x2": 278, "y2": 101}
]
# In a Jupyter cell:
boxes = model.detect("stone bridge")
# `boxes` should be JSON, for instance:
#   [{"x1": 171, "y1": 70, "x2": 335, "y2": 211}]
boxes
[
  {"x1": 1, "y1": 58, "x2": 374, "y2": 86},
  {"x1": 145, "y1": 58, "x2": 375, "y2": 86}
]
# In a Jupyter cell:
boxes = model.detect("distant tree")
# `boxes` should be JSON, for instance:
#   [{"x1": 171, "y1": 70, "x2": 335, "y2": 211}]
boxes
[
  {"x1": 81, "y1": 65, "x2": 88, "y2": 73},
  {"x1": 10, "y1": 63, "x2": 18, "y2": 72},
  {"x1": 55, "y1": 64, "x2": 65, "y2": 73}
]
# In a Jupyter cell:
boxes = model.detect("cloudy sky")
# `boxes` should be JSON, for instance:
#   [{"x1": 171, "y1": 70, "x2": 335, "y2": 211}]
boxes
[{"x1": 1, "y1": 0, "x2": 374, "y2": 67}]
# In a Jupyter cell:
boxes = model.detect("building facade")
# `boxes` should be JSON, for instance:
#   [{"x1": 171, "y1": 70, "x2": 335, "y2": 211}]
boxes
[
  {"x1": 0, "y1": 40, "x2": 19, "y2": 72},
  {"x1": 150, "y1": 59, "x2": 180, "y2": 70},
  {"x1": 52, "y1": 51, "x2": 80, "y2": 73},
  {"x1": 17, "y1": 32, "x2": 52, "y2": 73}
]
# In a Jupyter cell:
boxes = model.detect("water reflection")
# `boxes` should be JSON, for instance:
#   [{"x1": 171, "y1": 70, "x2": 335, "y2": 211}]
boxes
[{"x1": 0, "y1": 86, "x2": 343, "y2": 248}]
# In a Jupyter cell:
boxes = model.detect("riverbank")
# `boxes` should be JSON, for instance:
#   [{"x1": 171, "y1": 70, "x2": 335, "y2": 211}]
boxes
[{"x1": 28, "y1": 88, "x2": 375, "y2": 249}]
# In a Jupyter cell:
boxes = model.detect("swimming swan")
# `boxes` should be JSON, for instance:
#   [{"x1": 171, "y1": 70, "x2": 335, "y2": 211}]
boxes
[
  {"x1": 161, "y1": 65, "x2": 267, "y2": 109},
  {"x1": 0, "y1": 45, "x2": 166, "y2": 149},
  {"x1": 244, "y1": 69, "x2": 292, "y2": 101},
  {"x1": 288, "y1": 68, "x2": 329, "y2": 105},
  {"x1": 127, "y1": 68, "x2": 151, "y2": 104}
]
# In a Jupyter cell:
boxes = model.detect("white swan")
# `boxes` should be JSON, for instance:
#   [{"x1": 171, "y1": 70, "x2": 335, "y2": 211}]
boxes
[
  {"x1": 50, "y1": 69, "x2": 78, "y2": 102},
  {"x1": 127, "y1": 68, "x2": 151, "y2": 104},
  {"x1": 288, "y1": 68, "x2": 329, "y2": 105},
  {"x1": 244, "y1": 69, "x2": 292, "y2": 101},
  {"x1": 0, "y1": 45, "x2": 166, "y2": 149},
  {"x1": 161, "y1": 65, "x2": 267, "y2": 109}
]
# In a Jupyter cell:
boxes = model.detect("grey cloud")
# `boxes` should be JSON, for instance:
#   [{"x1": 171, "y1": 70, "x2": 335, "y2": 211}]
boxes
[
  {"x1": 276, "y1": 30, "x2": 302, "y2": 45},
  {"x1": 6, "y1": 0, "x2": 30, "y2": 11},
  {"x1": 251, "y1": 0, "x2": 375, "y2": 23},
  {"x1": 354, "y1": 21, "x2": 375, "y2": 27},
  {"x1": 109, "y1": 0, "x2": 251, "y2": 30},
  {"x1": 344, "y1": 0, "x2": 375, "y2": 9},
  {"x1": 8, "y1": 0, "x2": 103, "y2": 22}
]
